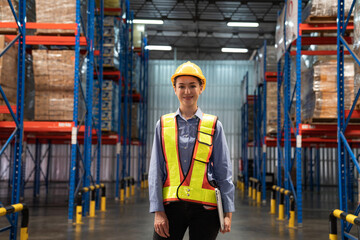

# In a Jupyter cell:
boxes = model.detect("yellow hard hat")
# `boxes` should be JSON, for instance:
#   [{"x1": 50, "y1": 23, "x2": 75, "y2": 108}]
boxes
[{"x1": 171, "y1": 61, "x2": 206, "y2": 90}]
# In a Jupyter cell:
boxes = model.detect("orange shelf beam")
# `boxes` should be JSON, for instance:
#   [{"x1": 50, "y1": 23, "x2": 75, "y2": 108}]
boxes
[
  {"x1": 0, "y1": 121, "x2": 96, "y2": 133},
  {"x1": 299, "y1": 23, "x2": 354, "y2": 34},
  {"x1": 290, "y1": 50, "x2": 350, "y2": 56},
  {"x1": 0, "y1": 22, "x2": 77, "y2": 30},
  {"x1": 5, "y1": 35, "x2": 87, "y2": 46}
]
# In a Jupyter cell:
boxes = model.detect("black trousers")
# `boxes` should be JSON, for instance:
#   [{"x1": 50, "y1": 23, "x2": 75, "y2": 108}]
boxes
[{"x1": 153, "y1": 201, "x2": 220, "y2": 240}]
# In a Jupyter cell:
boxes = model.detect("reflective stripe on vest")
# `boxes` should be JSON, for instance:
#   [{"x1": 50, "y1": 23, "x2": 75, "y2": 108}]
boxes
[{"x1": 161, "y1": 113, "x2": 217, "y2": 206}]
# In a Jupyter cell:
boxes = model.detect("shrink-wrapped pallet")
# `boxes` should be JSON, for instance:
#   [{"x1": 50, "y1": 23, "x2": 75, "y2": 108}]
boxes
[
  {"x1": 303, "y1": 0, "x2": 353, "y2": 22},
  {"x1": 290, "y1": 57, "x2": 316, "y2": 122},
  {"x1": 0, "y1": 0, "x2": 36, "y2": 33},
  {"x1": 313, "y1": 60, "x2": 354, "y2": 118},
  {"x1": 266, "y1": 82, "x2": 282, "y2": 136},
  {"x1": 0, "y1": 36, "x2": 34, "y2": 120},
  {"x1": 32, "y1": 50, "x2": 78, "y2": 121},
  {"x1": 0, "y1": 35, "x2": 17, "y2": 120}
]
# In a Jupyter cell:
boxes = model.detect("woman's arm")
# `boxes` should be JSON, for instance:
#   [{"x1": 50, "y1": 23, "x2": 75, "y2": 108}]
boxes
[
  {"x1": 148, "y1": 120, "x2": 166, "y2": 213},
  {"x1": 211, "y1": 120, "x2": 235, "y2": 233}
]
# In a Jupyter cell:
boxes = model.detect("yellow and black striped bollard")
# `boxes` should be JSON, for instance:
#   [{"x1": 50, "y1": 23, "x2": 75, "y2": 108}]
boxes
[
  {"x1": 89, "y1": 186, "x2": 96, "y2": 218},
  {"x1": 126, "y1": 177, "x2": 131, "y2": 198},
  {"x1": 256, "y1": 182, "x2": 261, "y2": 204},
  {"x1": 278, "y1": 188, "x2": 285, "y2": 220},
  {"x1": 131, "y1": 178, "x2": 135, "y2": 196},
  {"x1": 120, "y1": 179, "x2": 125, "y2": 202},
  {"x1": 100, "y1": 184, "x2": 106, "y2": 212},
  {"x1": 270, "y1": 186, "x2": 276, "y2": 215}
]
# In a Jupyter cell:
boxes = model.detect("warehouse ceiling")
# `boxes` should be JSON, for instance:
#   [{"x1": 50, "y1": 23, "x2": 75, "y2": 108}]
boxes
[{"x1": 130, "y1": 0, "x2": 309, "y2": 60}]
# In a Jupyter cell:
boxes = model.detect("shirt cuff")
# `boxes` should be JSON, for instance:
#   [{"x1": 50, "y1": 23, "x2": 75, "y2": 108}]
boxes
[{"x1": 149, "y1": 201, "x2": 165, "y2": 213}]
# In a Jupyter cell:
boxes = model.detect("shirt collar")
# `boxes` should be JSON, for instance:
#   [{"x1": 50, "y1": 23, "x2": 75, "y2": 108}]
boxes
[{"x1": 175, "y1": 107, "x2": 203, "y2": 120}]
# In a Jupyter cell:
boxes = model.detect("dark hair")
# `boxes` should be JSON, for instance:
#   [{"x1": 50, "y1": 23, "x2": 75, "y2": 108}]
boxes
[{"x1": 173, "y1": 75, "x2": 203, "y2": 87}]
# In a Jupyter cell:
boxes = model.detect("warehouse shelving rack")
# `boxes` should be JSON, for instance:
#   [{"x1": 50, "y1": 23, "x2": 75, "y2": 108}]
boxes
[
  {"x1": 273, "y1": 0, "x2": 358, "y2": 227},
  {"x1": 0, "y1": 0, "x2": 106, "y2": 223},
  {"x1": 137, "y1": 37, "x2": 149, "y2": 187},
  {"x1": 0, "y1": 0, "x2": 26, "y2": 238},
  {"x1": 1, "y1": 0, "x2": 148, "y2": 227},
  {"x1": 240, "y1": 72, "x2": 249, "y2": 191},
  {"x1": 336, "y1": 0, "x2": 360, "y2": 238},
  {"x1": 94, "y1": 0, "x2": 105, "y2": 209},
  {"x1": 252, "y1": 41, "x2": 268, "y2": 203},
  {"x1": 114, "y1": 0, "x2": 132, "y2": 200}
]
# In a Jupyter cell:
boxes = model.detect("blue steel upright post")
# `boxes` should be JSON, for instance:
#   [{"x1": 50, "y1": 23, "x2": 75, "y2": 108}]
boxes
[
  {"x1": 127, "y1": 11, "x2": 134, "y2": 181},
  {"x1": 143, "y1": 38, "x2": 149, "y2": 180},
  {"x1": 337, "y1": 0, "x2": 347, "y2": 236},
  {"x1": 244, "y1": 72, "x2": 249, "y2": 189},
  {"x1": 335, "y1": 0, "x2": 360, "y2": 237},
  {"x1": 10, "y1": 0, "x2": 26, "y2": 238},
  {"x1": 68, "y1": 0, "x2": 81, "y2": 220},
  {"x1": 115, "y1": 2, "x2": 123, "y2": 199},
  {"x1": 96, "y1": 0, "x2": 104, "y2": 209},
  {"x1": 253, "y1": 90, "x2": 257, "y2": 179},
  {"x1": 257, "y1": 85, "x2": 262, "y2": 181},
  {"x1": 138, "y1": 36, "x2": 145, "y2": 186},
  {"x1": 284, "y1": 49, "x2": 291, "y2": 214},
  {"x1": 83, "y1": 0, "x2": 96, "y2": 215},
  {"x1": 122, "y1": 0, "x2": 130, "y2": 186},
  {"x1": 276, "y1": 58, "x2": 282, "y2": 188},
  {"x1": 295, "y1": 0, "x2": 303, "y2": 225},
  {"x1": 262, "y1": 41, "x2": 267, "y2": 202}
]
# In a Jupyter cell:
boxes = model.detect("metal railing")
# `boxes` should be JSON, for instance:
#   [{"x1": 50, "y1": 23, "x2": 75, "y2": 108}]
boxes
[
  {"x1": 271, "y1": 185, "x2": 295, "y2": 228},
  {"x1": 0, "y1": 203, "x2": 29, "y2": 240},
  {"x1": 76, "y1": 184, "x2": 106, "y2": 224}
]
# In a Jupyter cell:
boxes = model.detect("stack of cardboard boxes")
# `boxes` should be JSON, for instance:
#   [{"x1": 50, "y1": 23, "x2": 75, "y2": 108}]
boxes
[
  {"x1": 96, "y1": 16, "x2": 121, "y2": 69},
  {"x1": 93, "y1": 80, "x2": 119, "y2": 132},
  {"x1": 35, "y1": 0, "x2": 76, "y2": 34},
  {"x1": 32, "y1": 50, "x2": 76, "y2": 121}
]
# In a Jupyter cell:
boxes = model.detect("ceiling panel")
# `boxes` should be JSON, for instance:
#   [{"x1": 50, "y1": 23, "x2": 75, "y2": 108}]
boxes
[{"x1": 129, "y1": 0, "x2": 307, "y2": 60}]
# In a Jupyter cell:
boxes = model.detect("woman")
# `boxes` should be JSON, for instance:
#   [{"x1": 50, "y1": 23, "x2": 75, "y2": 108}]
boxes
[{"x1": 149, "y1": 61, "x2": 235, "y2": 240}]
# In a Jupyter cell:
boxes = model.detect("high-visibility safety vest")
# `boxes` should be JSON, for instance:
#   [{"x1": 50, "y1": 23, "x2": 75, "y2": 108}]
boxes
[{"x1": 160, "y1": 113, "x2": 218, "y2": 206}]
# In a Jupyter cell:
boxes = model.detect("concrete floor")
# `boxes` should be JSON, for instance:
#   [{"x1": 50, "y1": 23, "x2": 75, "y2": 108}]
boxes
[{"x1": 0, "y1": 184, "x2": 352, "y2": 239}]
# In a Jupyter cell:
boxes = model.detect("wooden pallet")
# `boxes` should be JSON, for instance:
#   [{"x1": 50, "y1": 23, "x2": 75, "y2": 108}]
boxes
[
  {"x1": 304, "y1": 15, "x2": 353, "y2": 24},
  {"x1": 0, "y1": 29, "x2": 18, "y2": 35},
  {"x1": 303, "y1": 117, "x2": 360, "y2": 124},
  {"x1": 34, "y1": 30, "x2": 77, "y2": 36}
]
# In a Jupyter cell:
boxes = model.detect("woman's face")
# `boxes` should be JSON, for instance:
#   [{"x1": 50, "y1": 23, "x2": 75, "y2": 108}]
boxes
[{"x1": 174, "y1": 76, "x2": 203, "y2": 109}]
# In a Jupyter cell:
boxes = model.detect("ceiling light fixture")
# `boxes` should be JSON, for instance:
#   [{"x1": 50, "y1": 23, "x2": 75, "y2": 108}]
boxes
[
  {"x1": 145, "y1": 45, "x2": 172, "y2": 51},
  {"x1": 221, "y1": 48, "x2": 248, "y2": 53},
  {"x1": 133, "y1": 19, "x2": 164, "y2": 24},
  {"x1": 227, "y1": 22, "x2": 259, "y2": 27}
]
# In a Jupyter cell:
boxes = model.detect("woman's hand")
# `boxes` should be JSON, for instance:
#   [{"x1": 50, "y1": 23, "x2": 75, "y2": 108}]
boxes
[
  {"x1": 154, "y1": 211, "x2": 170, "y2": 238},
  {"x1": 220, "y1": 212, "x2": 232, "y2": 234}
]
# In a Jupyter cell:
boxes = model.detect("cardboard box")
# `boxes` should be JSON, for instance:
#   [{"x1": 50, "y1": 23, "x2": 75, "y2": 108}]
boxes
[{"x1": 35, "y1": 0, "x2": 76, "y2": 34}]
